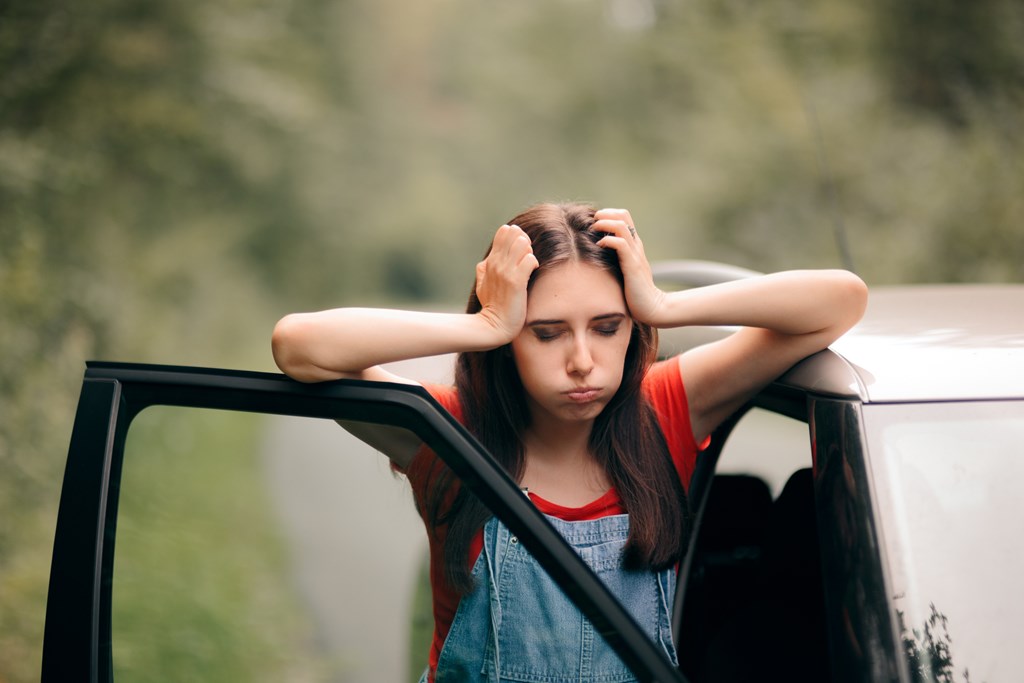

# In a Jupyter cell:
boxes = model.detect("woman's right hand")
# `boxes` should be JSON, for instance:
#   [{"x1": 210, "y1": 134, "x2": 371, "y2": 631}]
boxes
[
  {"x1": 474, "y1": 224, "x2": 539, "y2": 345},
  {"x1": 272, "y1": 224, "x2": 538, "y2": 383}
]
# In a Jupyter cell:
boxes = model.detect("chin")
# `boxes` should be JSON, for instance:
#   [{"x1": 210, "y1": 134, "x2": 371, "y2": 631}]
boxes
[{"x1": 561, "y1": 401, "x2": 607, "y2": 421}]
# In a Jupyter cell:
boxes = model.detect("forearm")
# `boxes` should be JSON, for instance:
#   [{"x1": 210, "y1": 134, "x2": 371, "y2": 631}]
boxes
[
  {"x1": 272, "y1": 307, "x2": 505, "y2": 382},
  {"x1": 273, "y1": 223, "x2": 538, "y2": 383},
  {"x1": 652, "y1": 269, "x2": 867, "y2": 337}
]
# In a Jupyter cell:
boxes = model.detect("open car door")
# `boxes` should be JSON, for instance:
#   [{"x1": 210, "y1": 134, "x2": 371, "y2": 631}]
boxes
[{"x1": 42, "y1": 362, "x2": 687, "y2": 682}]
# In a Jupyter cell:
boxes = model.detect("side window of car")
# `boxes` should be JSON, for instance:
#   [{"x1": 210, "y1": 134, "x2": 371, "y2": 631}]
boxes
[
  {"x1": 113, "y1": 407, "x2": 427, "y2": 682},
  {"x1": 111, "y1": 405, "x2": 681, "y2": 682},
  {"x1": 678, "y1": 407, "x2": 831, "y2": 683}
]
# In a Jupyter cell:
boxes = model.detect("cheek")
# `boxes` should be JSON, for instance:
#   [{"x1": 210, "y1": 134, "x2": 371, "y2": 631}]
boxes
[
  {"x1": 603, "y1": 335, "x2": 632, "y2": 383},
  {"x1": 602, "y1": 332, "x2": 632, "y2": 362},
  {"x1": 510, "y1": 339, "x2": 547, "y2": 386}
]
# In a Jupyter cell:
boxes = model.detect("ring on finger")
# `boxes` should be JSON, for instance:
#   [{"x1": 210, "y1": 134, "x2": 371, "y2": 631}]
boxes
[{"x1": 627, "y1": 225, "x2": 637, "y2": 238}]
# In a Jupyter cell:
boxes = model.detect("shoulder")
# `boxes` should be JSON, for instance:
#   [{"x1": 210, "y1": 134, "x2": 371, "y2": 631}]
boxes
[
  {"x1": 643, "y1": 358, "x2": 705, "y2": 487},
  {"x1": 642, "y1": 358, "x2": 686, "y2": 416},
  {"x1": 399, "y1": 383, "x2": 463, "y2": 495}
]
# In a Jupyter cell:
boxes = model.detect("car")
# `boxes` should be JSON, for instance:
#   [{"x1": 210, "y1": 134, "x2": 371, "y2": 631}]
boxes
[{"x1": 40, "y1": 264, "x2": 1024, "y2": 682}]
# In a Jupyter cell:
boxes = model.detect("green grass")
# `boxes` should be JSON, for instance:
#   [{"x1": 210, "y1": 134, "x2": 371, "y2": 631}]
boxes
[{"x1": 112, "y1": 407, "x2": 326, "y2": 682}]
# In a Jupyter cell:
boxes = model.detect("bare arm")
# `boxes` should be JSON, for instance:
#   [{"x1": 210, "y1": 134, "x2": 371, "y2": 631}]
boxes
[
  {"x1": 272, "y1": 308, "x2": 501, "y2": 383},
  {"x1": 666, "y1": 270, "x2": 867, "y2": 441},
  {"x1": 273, "y1": 224, "x2": 538, "y2": 467},
  {"x1": 593, "y1": 209, "x2": 868, "y2": 443},
  {"x1": 271, "y1": 224, "x2": 539, "y2": 383}
]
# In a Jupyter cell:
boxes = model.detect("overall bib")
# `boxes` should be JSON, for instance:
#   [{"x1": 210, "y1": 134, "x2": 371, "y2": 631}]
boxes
[{"x1": 428, "y1": 513, "x2": 678, "y2": 683}]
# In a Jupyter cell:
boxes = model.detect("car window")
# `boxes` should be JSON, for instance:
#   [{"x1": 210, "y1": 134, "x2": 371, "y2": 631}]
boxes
[
  {"x1": 865, "y1": 400, "x2": 1024, "y2": 683},
  {"x1": 678, "y1": 407, "x2": 831, "y2": 682},
  {"x1": 113, "y1": 405, "x2": 688, "y2": 682},
  {"x1": 711, "y1": 406, "x2": 811, "y2": 497},
  {"x1": 114, "y1": 407, "x2": 426, "y2": 682}
]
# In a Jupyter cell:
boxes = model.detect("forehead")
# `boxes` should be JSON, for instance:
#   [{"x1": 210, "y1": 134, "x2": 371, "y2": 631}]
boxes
[{"x1": 527, "y1": 262, "x2": 626, "y2": 319}]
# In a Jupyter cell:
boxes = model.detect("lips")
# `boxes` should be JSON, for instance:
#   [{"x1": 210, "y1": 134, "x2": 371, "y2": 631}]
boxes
[{"x1": 564, "y1": 387, "x2": 600, "y2": 403}]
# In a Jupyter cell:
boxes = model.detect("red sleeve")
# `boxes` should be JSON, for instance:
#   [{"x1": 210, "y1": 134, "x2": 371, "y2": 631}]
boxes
[
  {"x1": 642, "y1": 358, "x2": 705, "y2": 490},
  {"x1": 389, "y1": 383, "x2": 461, "y2": 477},
  {"x1": 421, "y1": 382, "x2": 463, "y2": 422},
  {"x1": 400, "y1": 382, "x2": 464, "y2": 505}
]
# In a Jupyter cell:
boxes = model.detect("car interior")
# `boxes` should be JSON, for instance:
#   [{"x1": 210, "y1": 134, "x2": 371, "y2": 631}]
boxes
[{"x1": 676, "y1": 407, "x2": 831, "y2": 682}]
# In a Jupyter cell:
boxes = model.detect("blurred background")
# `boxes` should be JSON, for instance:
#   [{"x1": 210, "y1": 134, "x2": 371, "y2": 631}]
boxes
[{"x1": 2, "y1": 0, "x2": 1022, "y2": 680}]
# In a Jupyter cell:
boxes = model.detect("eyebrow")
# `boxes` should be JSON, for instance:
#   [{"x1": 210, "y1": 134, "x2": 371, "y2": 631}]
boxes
[{"x1": 526, "y1": 313, "x2": 627, "y2": 327}]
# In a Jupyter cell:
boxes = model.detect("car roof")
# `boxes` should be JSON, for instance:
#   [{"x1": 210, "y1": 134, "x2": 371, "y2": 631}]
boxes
[{"x1": 780, "y1": 284, "x2": 1024, "y2": 403}]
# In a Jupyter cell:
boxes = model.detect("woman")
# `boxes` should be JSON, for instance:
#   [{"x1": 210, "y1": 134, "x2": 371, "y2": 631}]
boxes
[{"x1": 272, "y1": 202, "x2": 867, "y2": 682}]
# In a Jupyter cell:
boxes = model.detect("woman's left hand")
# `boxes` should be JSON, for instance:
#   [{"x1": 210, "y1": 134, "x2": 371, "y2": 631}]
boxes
[{"x1": 593, "y1": 208, "x2": 666, "y2": 325}]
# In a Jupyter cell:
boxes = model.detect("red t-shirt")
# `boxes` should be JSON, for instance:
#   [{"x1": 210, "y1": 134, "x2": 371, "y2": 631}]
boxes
[{"x1": 403, "y1": 358, "x2": 703, "y2": 679}]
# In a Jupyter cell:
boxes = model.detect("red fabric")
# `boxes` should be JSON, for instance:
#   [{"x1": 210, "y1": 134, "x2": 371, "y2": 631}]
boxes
[{"x1": 404, "y1": 358, "x2": 702, "y2": 680}]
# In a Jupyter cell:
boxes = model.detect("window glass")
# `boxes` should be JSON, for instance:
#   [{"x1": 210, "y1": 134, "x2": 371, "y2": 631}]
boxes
[
  {"x1": 866, "y1": 400, "x2": 1024, "y2": 683},
  {"x1": 114, "y1": 408, "x2": 426, "y2": 682},
  {"x1": 715, "y1": 406, "x2": 811, "y2": 496},
  {"x1": 680, "y1": 407, "x2": 828, "y2": 682}
]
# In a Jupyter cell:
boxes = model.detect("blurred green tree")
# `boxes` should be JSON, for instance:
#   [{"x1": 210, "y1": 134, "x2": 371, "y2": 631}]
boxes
[{"x1": 2, "y1": 0, "x2": 1022, "y2": 679}]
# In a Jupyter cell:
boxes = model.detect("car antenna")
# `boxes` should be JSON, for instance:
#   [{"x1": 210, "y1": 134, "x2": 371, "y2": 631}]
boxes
[{"x1": 803, "y1": 94, "x2": 857, "y2": 274}]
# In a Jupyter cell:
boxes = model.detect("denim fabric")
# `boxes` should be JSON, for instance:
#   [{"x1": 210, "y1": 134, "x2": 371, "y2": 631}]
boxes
[{"x1": 431, "y1": 514, "x2": 678, "y2": 683}]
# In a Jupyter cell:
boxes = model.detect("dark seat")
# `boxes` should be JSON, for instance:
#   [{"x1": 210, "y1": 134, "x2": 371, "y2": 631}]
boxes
[
  {"x1": 678, "y1": 475, "x2": 773, "y2": 680},
  {"x1": 682, "y1": 469, "x2": 831, "y2": 682}
]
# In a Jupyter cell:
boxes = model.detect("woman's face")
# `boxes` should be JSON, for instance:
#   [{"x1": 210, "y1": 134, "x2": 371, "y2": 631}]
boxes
[{"x1": 511, "y1": 261, "x2": 633, "y2": 428}]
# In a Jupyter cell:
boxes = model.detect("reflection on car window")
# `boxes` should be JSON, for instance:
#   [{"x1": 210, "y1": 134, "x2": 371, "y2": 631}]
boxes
[{"x1": 867, "y1": 400, "x2": 1024, "y2": 683}]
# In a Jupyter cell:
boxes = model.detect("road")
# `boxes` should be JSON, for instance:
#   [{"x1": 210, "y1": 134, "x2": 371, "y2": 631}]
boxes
[{"x1": 261, "y1": 355, "x2": 455, "y2": 683}]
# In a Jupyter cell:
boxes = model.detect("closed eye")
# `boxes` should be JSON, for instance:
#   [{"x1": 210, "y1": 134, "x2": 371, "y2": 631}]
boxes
[
  {"x1": 527, "y1": 313, "x2": 627, "y2": 342},
  {"x1": 532, "y1": 327, "x2": 564, "y2": 342}
]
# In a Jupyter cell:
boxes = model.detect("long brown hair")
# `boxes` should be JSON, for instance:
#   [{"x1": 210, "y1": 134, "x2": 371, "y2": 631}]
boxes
[{"x1": 424, "y1": 202, "x2": 691, "y2": 593}]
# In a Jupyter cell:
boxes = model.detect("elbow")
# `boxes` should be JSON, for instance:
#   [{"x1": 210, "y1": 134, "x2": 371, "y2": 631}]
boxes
[
  {"x1": 840, "y1": 270, "x2": 869, "y2": 325},
  {"x1": 827, "y1": 270, "x2": 869, "y2": 338},
  {"x1": 271, "y1": 314, "x2": 321, "y2": 382}
]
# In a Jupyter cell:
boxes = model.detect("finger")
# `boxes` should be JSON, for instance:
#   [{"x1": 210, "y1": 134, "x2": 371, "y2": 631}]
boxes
[
  {"x1": 592, "y1": 218, "x2": 639, "y2": 244},
  {"x1": 500, "y1": 224, "x2": 532, "y2": 260},
  {"x1": 517, "y1": 252, "x2": 540, "y2": 278},
  {"x1": 594, "y1": 208, "x2": 633, "y2": 224},
  {"x1": 490, "y1": 224, "x2": 514, "y2": 257},
  {"x1": 596, "y1": 209, "x2": 636, "y2": 233},
  {"x1": 595, "y1": 207, "x2": 637, "y2": 229},
  {"x1": 602, "y1": 230, "x2": 651, "y2": 265},
  {"x1": 488, "y1": 225, "x2": 535, "y2": 282},
  {"x1": 511, "y1": 238, "x2": 537, "y2": 281},
  {"x1": 507, "y1": 233, "x2": 532, "y2": 263},
  {"x1": 596, "y1": 234, "x2": 638, "y2": 262}
]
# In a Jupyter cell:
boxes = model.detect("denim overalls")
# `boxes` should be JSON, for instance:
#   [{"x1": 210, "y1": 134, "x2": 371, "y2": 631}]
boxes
[{"x1": 426, "y1": 512, "x2": 679, "y2": 682}]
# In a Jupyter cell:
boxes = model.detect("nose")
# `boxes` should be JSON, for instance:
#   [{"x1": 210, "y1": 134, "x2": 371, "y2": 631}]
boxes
[{"x1": 567, "y1": 337, "x2": 595, "y2": 377}]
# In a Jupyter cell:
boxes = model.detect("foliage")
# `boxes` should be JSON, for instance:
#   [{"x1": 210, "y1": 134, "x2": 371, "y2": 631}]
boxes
[
  {"x1": 2, "y1": 0, "x2": 1023, "y2": 680},
  {"x1": 899, "y1": 604, "x2": 982, "y2": 683},
  {"x1": 114, "y1": 408, "x2": 326, "y2": 681}
]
